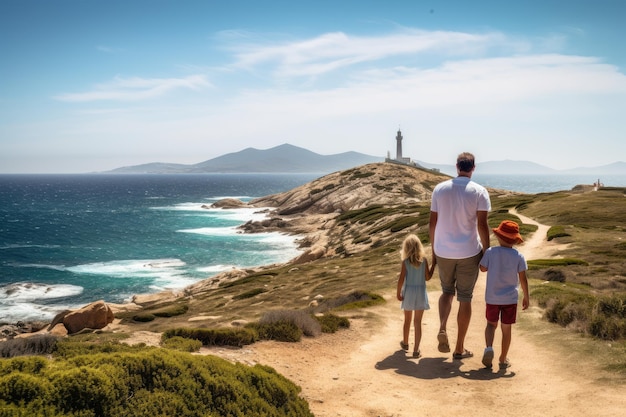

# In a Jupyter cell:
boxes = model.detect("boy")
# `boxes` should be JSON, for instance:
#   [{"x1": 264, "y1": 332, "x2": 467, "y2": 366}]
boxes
[{"x1": 479, "y1": 220, "x2": 529, "y2": 370}]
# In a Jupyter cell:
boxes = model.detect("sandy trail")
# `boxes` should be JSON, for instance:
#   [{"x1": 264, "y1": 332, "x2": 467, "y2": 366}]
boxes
[{"x1": 201, "y1": 212, "x2": 625, "y2": 417}]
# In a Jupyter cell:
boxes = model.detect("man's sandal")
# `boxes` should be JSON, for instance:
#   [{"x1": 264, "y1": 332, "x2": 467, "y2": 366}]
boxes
[
  {"x1": 437, "y1": 331, "x2": 450, "y2": 353},
  {"x1": 452, "y1": 349, "x2": 473, "y2": 360}
]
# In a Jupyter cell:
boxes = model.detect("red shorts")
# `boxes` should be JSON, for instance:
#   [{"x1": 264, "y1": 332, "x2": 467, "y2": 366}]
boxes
[{"x1": 486, "y1": 303, "x2": 517, "y2": 325}]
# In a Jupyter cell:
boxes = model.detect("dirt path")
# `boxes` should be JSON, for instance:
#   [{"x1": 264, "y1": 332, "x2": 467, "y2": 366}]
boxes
[{"x1": 200, "y1": 213, "x2": 625, "y2": 417}]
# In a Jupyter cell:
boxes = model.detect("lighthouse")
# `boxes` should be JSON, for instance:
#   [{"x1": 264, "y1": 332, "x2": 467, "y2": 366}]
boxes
[{"x1": 396, "y1": 129, "x2": 403, "y2": 160}]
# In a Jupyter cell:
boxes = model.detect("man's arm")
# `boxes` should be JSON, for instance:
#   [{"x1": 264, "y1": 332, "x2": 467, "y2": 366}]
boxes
[
  {"x1": 477, "y1": 210, "x2": 489, "y2": 253},
  {"x1": 429, "y1": 211, "x2": 438, "y2": 259}
]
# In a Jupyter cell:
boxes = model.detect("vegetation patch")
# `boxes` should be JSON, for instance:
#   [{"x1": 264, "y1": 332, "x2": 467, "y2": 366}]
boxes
[
  {"x1": 234, "y1": 288, "x2": 268, "y2": 300},
  {"x1": 152, "y1": 302, "x2": 189, "y2": 317},
  {"x1": 248, "y1": 320, "x2": 302, "y2": 342},
  {"x1": 160, "y1": 336, "x2": 202, "y2": 352},
  {"x1": 310, "y1": 183, "x2": 335, "y2": 195},
  {"x1": 547, "y1": 225, "x2": 571, "y2": 240},
  {"x1": 314, "y1": 313, "x2": 350, "y2": 333},
  {"x1": 531, "y1": 282, "x2": 626, "y2": 341},
  {"x1": 0, "y1": 341, "x2": 313, "y2": 416},
  {"x1": 0, "y1": 334, "x2": 59, "y2": 358},
  {"x1": 527, "y1": 259, "x2": 588, "y2": 269},
  {"x1": 317, "y1": 291, "x2": 385, "y2": 311},
  {"x1": 349, "y1": 171, "x2": 375, "y2": 180},
  {"x1": 162, "y1": 327, "x2": 258, "y2": 347},
  {"x1": 132, "y1": 313, "x2": 156, "y2": 322},
  {"x1": 257, "y1": 309, "x2": 322, "y2": 337}
]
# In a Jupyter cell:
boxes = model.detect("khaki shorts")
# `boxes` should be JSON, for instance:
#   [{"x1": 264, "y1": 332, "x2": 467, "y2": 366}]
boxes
[{"x1": 436, "y1": 252, "x2": 482, "y2": 303}]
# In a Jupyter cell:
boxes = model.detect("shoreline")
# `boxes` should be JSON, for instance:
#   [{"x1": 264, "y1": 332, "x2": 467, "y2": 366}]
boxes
[{"x1": 0, "y1": 199, "x2": 320, "y2": 337}]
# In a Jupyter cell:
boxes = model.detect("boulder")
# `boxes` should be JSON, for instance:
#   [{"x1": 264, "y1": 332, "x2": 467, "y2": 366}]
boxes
[
  {"x1": 210, "y1": 198, "x2": 247, "y2": 208},
  {"x1": 62, "y1": 300, "x2": 114, "y2": 334}
]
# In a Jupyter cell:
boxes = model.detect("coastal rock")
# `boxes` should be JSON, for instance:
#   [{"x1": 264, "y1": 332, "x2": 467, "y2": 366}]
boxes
[
  {"x1": 209, "y1": 198, "x2": 248, "y2": 208},
  {"x1": 293, "y1": 246, "x2": 326, "y2": 264},
  {"x1": 62, "y1": 300, "x2": 114, "y2": 334},
  {"x1": 240, "y1": 217, "x2": 290, "y2": 233},
  {"x1": 132, "y1": 290, "x2": 179, "y2": 307},
  {"x1": 242, "y1": 163, "x2": 451, "y2": 258}
]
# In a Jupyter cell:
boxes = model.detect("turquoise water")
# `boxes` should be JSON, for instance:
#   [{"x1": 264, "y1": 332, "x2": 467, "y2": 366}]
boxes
[{"x1": 0, "y1": 173, "x2": 319, "y2": 323}]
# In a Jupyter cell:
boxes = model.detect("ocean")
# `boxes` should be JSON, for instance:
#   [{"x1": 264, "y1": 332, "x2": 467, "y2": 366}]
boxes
[
  {"x1": 1, "y1": 172, "x2": 625, "y2": 324},
  {"x1": 0, "y1": 173, "x2": 319, "y2": 323}
]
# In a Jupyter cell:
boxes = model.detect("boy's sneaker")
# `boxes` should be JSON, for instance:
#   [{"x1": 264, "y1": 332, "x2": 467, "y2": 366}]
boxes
[{"x1": 482, "y1": 347, "x2": 494, "y2": 368}]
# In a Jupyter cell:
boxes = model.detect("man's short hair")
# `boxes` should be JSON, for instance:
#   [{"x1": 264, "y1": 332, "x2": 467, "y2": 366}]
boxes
[{"x1": 456, "y1": 152, "x2": 475, "y2": 173}]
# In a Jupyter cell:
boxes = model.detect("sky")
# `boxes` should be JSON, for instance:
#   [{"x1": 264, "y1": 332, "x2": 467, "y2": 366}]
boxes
[{"x1": 1, "y1": 0, "x2": 625, "y2": 173}]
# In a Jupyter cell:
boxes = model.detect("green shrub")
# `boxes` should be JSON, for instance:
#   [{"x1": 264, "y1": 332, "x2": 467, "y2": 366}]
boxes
[
  {"x1": 389, "y1": 216, "x2": 420, "y2": 232},
  {"x1": 162, "y1": 327, "x2": 258, "y2": 347},
  {"x1": 0, "y1": 356, "x2": 48, "y2": 376},
  {"x1": 588, "y1": 316, "x2": 626, "y2": 340},
  {"x1": 319, "y1": 291, "x2": 385, "y2": 311},
  {"x1": 527, "y1": 258, "x2": 588, "y2": 269},
  {"x1": 152, "y1": 303, "x2": 189, "y2": 317},
  {"x1": 161, "y1": 336, "x2": 202, "y2": 352},
  {"x1": 51, "y1": 367, "x2": 117, "y2": 416},
  {"x1": 547, "y1": 225, "x2": 571, "y2": 241},
  {"x1": 596, "y1": 295, "x2": 626, "y2": 317},
  {"x1": 249, "y1": 320, "x2": 302, "y2": 342},
  {"x1": 543, "y1": 268, "x2": 567, "y2": 282},
  {"x1": 315, "y1": 313, "x2": 350, "y2": 333},
  {"x1": 532, "y1": 283, "x2": 626, "y2": 341},
  {"x1": 259, "y1": 310, "x2": 322, "y2": 337},
  {"x1": 0, "y1": 372, "x2": 51, "y2": 404},
  {"x1": 132, "y1": 313, "x2": 156, "y2": 322},
  {"x1": 0, "y1": 345, "x2": 313, "y2": 416}
]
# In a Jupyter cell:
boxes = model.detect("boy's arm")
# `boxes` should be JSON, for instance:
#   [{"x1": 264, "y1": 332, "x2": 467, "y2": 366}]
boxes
[{"x1": 519, "y1": 270, "x2": 529, "y2": 310}]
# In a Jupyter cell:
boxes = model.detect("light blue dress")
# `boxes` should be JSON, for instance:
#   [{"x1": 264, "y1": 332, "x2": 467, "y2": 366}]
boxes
[{"x1": 400, "y1": 260, "x2": 430, "y2": 311}]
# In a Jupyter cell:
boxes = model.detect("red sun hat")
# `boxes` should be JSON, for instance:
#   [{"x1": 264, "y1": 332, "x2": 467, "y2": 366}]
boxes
[{"x1": 493, "y1": 220, "x2": 523, "y2": 244}]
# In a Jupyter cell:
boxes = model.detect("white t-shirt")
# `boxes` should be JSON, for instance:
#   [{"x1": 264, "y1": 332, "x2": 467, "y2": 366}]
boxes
[{"x1": 430, "y1": 176, "x2": 491, "y2": 259}]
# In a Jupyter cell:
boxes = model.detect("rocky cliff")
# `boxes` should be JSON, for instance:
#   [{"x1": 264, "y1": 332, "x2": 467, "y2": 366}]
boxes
[{"x1": 239, "y1": 163, "x2": 449, "y2": 262}]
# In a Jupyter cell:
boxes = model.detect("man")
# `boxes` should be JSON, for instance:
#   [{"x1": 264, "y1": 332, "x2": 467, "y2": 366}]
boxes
[{"x1": 429, "y1": 152, "x2": 491, "y2": 360}]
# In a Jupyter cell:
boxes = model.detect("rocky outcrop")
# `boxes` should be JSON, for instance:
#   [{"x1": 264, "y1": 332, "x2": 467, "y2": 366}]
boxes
[
  {"x1": 207, "y1": 198, "x2": 248, "y2": 208},
  {"x1": 250, "y1": 163, "x2": 445, "y2": 215},
  {"x1": 235, "y1": 163, "x2": 449, "y2": 259},
  {"x1": 60, "y1": 300, "x2": 115, "y2": 334}
]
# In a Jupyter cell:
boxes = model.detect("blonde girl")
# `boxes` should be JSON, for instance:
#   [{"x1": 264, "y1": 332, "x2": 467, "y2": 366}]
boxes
[{"x1": 397, "y1": 234, "x2": 435, "y2": 358}]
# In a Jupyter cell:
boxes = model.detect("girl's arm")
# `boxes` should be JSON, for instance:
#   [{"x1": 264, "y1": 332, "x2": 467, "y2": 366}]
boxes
[
  {"x1": 397, "y1": 262, "x2": 407, "y2": 301},
  {"x1": 425, "y1": 258, "x2": 433, "y2": 281}
]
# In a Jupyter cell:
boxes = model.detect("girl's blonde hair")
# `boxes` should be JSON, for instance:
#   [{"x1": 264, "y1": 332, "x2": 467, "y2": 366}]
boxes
[{"x1": 400, "y1": 234, "x2": 425, "y2": 267}]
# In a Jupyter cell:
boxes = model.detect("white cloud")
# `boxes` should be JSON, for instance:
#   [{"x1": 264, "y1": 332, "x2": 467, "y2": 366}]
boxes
[
  {"x1": 54, "y1": 75, "x2": 212, "y2": 102},
  {"x1": 229, "y1": 29, "x2": 525, "y2": 79}
]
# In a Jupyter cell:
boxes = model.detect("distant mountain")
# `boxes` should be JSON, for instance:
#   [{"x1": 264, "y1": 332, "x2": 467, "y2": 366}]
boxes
[
  {"x1": 476, "y1": 160, "x2": 556, "y2": 175},
  {"x1": 107, "y1": 144, "x2": 383, "y2": 174},
  {"x1": 560, "y1": 161, "x2": 626, "y2": 176},
  {"x1": 106, "y1": 144, "x2": 625, "y2": 176},
  {"x1": 416, "y1": 159, "x2": 626, "y2": 177}
]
